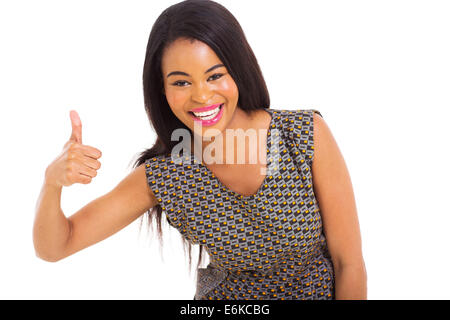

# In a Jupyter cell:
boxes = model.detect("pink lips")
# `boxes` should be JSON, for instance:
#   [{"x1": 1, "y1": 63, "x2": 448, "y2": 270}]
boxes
[
  {"x1": 190, "y1": 103, "x2": 222, "y2": 113},
  {"x1": 189, "y1": 103, "x2": 224, "y2": 127}
]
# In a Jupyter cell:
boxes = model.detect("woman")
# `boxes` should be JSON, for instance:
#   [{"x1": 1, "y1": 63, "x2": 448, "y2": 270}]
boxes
[{"x1": 33, "y1": 0, "x2": 366, "y2": 300}]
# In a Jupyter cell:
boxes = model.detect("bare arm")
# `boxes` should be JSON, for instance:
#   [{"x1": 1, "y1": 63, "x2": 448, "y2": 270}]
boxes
[
  {"x1": 311, "y1": 112, "x2": 367, "y2": 299},
  {"x1": 33, "y1": 180, "x2": 70, "y2": 261},
  {"x1": 33, "y1": 163, "x2": 157, "y2": 262},
  {"x1": 33, "y1": 109, "x2": 157, "y2": 262}
]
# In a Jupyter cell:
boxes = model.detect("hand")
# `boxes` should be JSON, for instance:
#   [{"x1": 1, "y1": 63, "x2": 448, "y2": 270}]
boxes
[{"x1": 45, "y1": 110, "x2": 102, "y2": 187}]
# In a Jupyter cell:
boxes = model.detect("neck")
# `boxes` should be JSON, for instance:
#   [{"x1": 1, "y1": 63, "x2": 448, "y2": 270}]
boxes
[{"x1": 191, "y1": 107, "x2": 269, "y2": 166}]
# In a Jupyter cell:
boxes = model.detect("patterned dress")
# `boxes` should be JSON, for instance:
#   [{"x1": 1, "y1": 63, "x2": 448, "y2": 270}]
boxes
[{"x1": 144, "y1": 108, "x2": 335, "y2": 300}]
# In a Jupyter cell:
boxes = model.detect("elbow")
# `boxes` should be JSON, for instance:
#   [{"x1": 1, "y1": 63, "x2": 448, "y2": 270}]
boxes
[
  {"x1": 32, "y1": 223, "x2": 71, "y2": 263},
  {"x1": 34, "y1": 249, "x2": 62, "y2": 263},
  {"x1": 33, "y1": 238, "x2": 64, "y2": 262},
  {"x1": 333, "y1": 256, "x2": 367, "y2": 279},
  {"x1": 32, "y1": 237, "x2": 59, "y2": 262},
  {"x1": 334, "y1": 259, "x2": 368, "y2": 288}
]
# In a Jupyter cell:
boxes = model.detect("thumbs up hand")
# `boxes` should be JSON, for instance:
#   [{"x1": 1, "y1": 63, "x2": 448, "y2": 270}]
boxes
[{"x1": 45, "y1": 110, "x2": 102, "y2": 187}]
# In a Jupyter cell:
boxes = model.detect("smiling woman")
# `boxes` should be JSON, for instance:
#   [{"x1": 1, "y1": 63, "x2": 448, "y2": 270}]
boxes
[
  {"x1": 161, "y1": 39, "x2": 240, "y2": 135},
  {"x1": 134, "y1": 0, "x2": 271, "y2": 279},
  {"x1": 33, "y1": 0, "x2": 366, "y2": 301},
  {"x1": 131, "y1": 0, "x2": 366, "y2": 300},
  {"x1": 166, "y1": 62, "x2": 228, "y2": 125}
]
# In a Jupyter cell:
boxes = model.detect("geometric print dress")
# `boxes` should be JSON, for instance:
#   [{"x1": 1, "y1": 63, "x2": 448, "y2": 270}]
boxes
[{"x1": 144, "y1": 108, "x2": 335, "y2": 300}]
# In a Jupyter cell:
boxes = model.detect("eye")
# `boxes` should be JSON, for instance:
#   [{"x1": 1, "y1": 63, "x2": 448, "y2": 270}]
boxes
[
  {"x1": 208, "y1": 73, "x2": 224, "y2": 81},
  {"x1": 171, "y1": 80, "x2": 189, "y2": 87},
  {"x1": 170, "y1": 73, "x2": 224, "y2": 87}
]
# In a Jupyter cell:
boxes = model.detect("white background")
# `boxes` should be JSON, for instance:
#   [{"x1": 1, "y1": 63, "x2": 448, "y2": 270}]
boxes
[{"x1": 0, "y1": 0, "x2": 449, "y2": 299}]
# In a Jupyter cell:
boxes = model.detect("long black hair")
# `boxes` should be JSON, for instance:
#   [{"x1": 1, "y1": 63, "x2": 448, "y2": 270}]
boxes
[{"x1": 132, "y1": 0, "x2": 270, "y2": 273}]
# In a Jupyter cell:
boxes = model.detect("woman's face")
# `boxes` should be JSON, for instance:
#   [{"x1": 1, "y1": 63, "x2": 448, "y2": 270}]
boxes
[{"x1": 161, "y1": 38, "x2": 239, "y2": 139}]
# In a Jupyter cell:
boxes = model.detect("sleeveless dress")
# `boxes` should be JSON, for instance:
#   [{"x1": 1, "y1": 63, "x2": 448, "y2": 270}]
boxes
[{"x1": 144, "y1": 108, "x2": 335, "y2": 300}]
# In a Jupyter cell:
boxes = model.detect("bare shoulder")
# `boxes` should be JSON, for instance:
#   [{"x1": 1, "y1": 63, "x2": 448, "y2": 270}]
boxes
[
  {"x1": 312, "y1": 111, "x2": 329, "y2": 148},
  {"x1": 311, "y1": 111, "x2": 341, "y2": 164},
  {"x1": 312, "y1": 110, "x2": 349, "y2": 188}
]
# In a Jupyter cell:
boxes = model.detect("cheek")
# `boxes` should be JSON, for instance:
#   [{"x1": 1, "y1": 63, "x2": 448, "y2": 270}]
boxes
[
  {"x1": 165, "y1": 88, "x2": 188, "y2": 111},
  {"x1": 216, "y1": 78, "x2": 239, "y2": 101}
]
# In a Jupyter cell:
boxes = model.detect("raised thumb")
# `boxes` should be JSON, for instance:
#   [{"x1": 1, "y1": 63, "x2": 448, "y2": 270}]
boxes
[{"x1": 69, "y1": 110, "x2": 82, "y2": 144}]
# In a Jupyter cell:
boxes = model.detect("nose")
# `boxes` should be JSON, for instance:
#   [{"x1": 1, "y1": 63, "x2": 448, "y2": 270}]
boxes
[{"x1": 191, "y1": 82, "x2": 213, "y2": 104}]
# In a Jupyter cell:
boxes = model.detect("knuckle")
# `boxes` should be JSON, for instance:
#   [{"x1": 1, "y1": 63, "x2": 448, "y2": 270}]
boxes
[
  {"x1": 65, "y1": 169, "x2": 73, "y2": 181},
  {"x1": 68, "y1": 141, "x2": 78, "y2": 150},
  {"x1": 67, "y1": 160, "x2": 76, "y2": 171},
  {"x1": 67, "y1": 149, "x2": 79, "y2": 160}
]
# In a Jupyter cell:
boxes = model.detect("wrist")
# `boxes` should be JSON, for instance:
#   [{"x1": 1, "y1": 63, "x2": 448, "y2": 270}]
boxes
[{"x1": 44, "y1": 170, "x2": 62, "y2": 190}]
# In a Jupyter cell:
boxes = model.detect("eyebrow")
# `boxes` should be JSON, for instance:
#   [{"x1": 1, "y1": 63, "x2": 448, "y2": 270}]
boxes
[{"x1": 166, "y1": 64, "x2": 225, "y2": 78}]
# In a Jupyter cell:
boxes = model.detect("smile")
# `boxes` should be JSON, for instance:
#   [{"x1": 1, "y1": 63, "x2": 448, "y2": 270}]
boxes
[
  {"x1": 191, "y1": 104, "x2": 222, "y2": 119},
  {"x1": 189, "y1": 103, "x2": 224, "y2": 126}
]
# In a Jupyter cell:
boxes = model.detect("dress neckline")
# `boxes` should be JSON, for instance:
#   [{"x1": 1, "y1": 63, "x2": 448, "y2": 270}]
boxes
[{"x1": 193, "y1": 108, "x2": 275, "y2": 201}]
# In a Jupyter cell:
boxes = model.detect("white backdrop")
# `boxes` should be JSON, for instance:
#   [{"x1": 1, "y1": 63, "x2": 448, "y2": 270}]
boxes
[{"x1": 1, "y1": 0, "x2": 449, "y2": 300}]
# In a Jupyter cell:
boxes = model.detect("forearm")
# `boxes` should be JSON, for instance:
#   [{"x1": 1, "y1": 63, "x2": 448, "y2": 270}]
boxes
[
  {"x1": 334, "y1": 263, "x2": 367, "y2": 300},
  {"x1": 33, "y1": 179, "x2": 71, "y2": 262}
]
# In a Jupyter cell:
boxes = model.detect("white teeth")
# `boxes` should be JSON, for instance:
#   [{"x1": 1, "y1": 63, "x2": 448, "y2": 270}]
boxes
[{"x1": 192, "y1": 104, "x2": 222, "y2": 120}]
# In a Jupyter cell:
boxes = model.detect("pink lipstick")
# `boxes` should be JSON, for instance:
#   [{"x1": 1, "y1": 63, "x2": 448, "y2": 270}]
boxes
[
  {"x1": 189, "y1": 103, "x2": 224, "y2": 127},
  {"x1": 190, "y1": 103, "x2": 222, "y2": 113}
]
